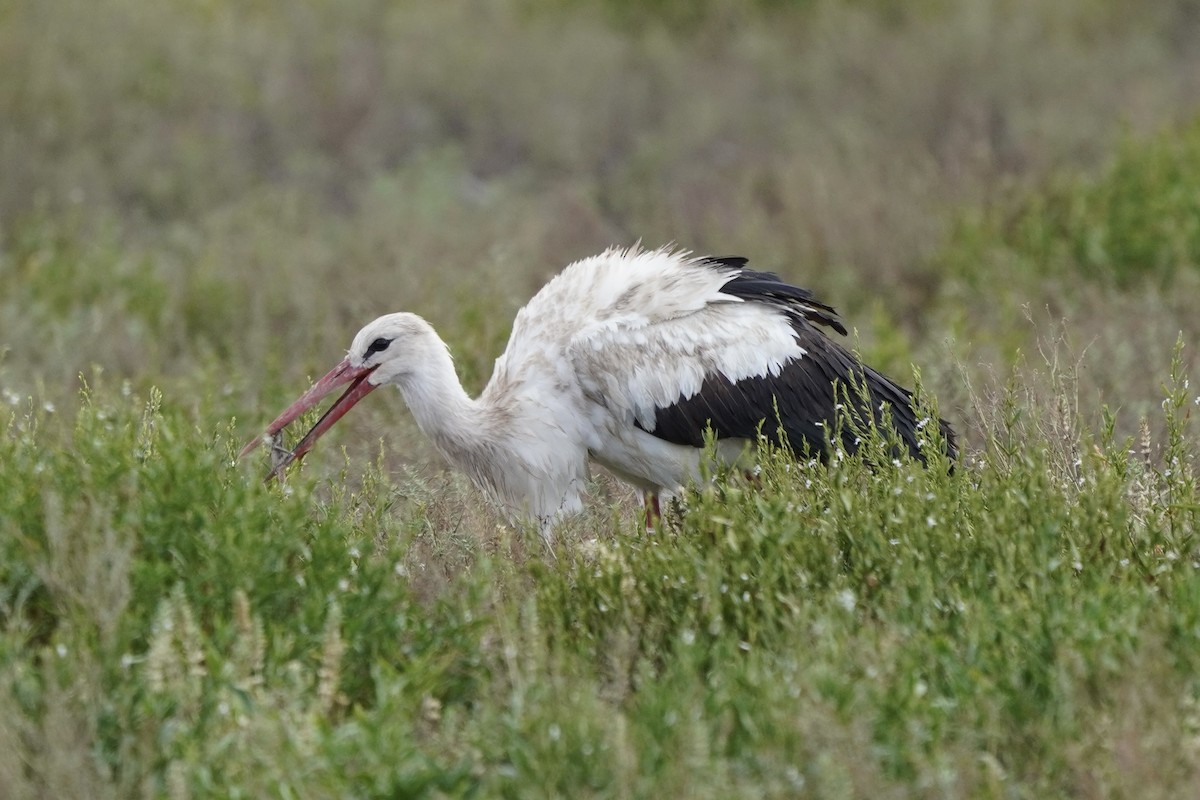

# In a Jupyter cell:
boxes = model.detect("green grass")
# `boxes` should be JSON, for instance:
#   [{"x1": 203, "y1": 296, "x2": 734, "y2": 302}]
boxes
[
  {"x1": 5, "y1": 0, "x2": 1200, "y2": 796},
  {"x1": 2, "y1": 353, "x2": 1199, "y2": 797}
]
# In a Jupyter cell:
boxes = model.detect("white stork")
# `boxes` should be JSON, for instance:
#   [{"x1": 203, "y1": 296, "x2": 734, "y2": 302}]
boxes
[{"x1": 242, "y1": 246, "x2": 955, "y2": 540}]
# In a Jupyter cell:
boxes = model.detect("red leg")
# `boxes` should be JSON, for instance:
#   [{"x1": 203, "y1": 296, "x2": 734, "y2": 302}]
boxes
[{"x1": 644, "y1": 492, "x2": 662, "y2": 531}]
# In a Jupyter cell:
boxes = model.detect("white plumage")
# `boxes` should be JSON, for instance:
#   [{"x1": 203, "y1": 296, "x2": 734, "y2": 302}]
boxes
[{"x1": 242, "y1": 245, "x2": 954, "y2": 540}]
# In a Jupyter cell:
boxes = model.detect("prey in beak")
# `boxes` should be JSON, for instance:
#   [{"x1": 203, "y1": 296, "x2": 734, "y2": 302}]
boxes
[{"x1": 240, "y1": 358, "x2": 379, "y2": 482}]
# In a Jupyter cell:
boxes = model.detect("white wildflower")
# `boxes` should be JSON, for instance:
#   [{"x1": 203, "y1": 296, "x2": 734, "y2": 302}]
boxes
[{"x1": 835, "y1": 589, "x2": 856, "y2": 611}]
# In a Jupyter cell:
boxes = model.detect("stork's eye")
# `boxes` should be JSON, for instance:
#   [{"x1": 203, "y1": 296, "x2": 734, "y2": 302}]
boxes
[{"x1": 365, "y1": 337, "x2": 393, "y2": 357}]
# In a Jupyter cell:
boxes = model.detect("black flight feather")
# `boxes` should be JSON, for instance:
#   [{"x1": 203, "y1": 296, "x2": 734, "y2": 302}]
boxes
[
  {"x1": 642, "y1": 259, "x2": 956, "y2": 463},
  {"x1": 703, "y1": 259, "x2": 848, "y2": 336}
]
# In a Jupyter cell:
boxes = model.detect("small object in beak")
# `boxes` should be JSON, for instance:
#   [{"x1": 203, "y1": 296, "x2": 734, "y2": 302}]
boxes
[
  {"x1": 240, "y1": 358, "x2": 380, "y2": 482},
  {"x1": 267, "y1": 431, "x2": 294, "y2": 475}
]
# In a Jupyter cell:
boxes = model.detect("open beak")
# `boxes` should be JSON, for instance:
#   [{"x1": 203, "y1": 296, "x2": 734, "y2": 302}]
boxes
[{"x1": 240, "y1": 358, "x2": 379, "y2": 482}]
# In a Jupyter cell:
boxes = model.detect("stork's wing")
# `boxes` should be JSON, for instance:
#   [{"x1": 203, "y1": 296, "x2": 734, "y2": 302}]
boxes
[{"x1": 569, "y1": 267, "x2": 953, "y2": 461}]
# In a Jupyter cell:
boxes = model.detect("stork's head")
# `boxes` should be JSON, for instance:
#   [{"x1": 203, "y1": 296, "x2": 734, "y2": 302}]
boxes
[
  {"x1": 240, "y1": 312, "x2": 436, "y2": 480},
  {"x1": 345, "y1": 312, "x2": 443, "y2": 386}
]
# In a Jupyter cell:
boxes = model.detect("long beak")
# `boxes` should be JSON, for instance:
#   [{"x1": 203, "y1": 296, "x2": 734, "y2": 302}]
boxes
[{"x1": 240, "y1": 358, "x2": 379, "y2": 481}]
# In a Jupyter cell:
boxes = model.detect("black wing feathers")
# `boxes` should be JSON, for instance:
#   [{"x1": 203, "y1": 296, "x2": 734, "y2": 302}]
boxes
[
  {"x1": 699, "y1": 256, "x2": 749, "y2": 270},
  {"x1": 716, "y1": 265, "x2": 848, "y2": 335},
  {"x1": 643, "y1": 258, "x2": 957, "y2": 462}
]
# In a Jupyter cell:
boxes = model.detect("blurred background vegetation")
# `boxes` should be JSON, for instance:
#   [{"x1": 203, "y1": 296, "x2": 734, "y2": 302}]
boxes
[{"x1": 3, "y1": 0, "x2": 1200, "y2": 438}]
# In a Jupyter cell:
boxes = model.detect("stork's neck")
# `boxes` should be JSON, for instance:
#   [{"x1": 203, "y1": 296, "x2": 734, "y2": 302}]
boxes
[{"x1": 392, "y1": 340, "x2": 497, "y2": 464}]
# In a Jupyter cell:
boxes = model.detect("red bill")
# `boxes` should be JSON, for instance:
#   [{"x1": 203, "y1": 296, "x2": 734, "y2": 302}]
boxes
[{"x1": 241, "y1": 358, "x2": 379, "y2": 481}]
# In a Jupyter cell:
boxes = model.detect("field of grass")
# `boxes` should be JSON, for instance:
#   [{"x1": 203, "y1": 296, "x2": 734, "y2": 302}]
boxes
[{"x1": 4, "y1": 0, "x2": 1200, "y2": 796}]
